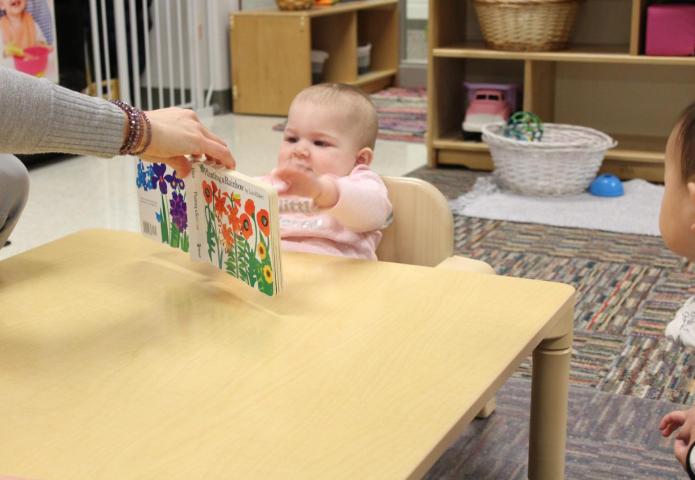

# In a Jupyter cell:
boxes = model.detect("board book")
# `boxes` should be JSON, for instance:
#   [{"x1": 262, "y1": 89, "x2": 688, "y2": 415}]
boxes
[{"x1": 136, "y1": 159, "x2": 283, "y2": 296}]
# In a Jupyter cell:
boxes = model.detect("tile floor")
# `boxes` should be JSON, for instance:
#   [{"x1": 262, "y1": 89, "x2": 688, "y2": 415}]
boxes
[{"x1": 0, "y1": 113, "x2": 427, "y2": 260}]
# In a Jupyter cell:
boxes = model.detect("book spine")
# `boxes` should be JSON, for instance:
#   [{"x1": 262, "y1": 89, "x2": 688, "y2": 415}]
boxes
[{"x1": 187, "y1": 163, "x2": 204, "y2": 262}]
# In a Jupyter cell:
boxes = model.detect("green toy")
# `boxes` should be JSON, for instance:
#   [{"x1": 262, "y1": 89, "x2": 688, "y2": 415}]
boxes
[{"x1": 503, "y1": 111, "x2": 544, "y2": 142}]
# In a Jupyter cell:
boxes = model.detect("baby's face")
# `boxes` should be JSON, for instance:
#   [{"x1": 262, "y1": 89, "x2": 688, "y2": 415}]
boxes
[
  {"x1": 277, "y1": 100, "x2": 365, "y2": 177},
  {"x1": 1, "y1": 0, "x2": 27, "y2": 15},
  {"x1": 659, "y1": 125, "x2": 695, "y2": 261}
]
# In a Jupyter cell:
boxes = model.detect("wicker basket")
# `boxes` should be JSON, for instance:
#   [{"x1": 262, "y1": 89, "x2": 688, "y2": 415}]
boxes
[
  {"x1": 276, "y1": 0, "x2": 313, "y2": 10},
  {"x1": 481, "y1": 123, "x2": 617, "y2": 196},
  {"x1": 473, "y1": 0, "x2": 581, "y2": 51}
]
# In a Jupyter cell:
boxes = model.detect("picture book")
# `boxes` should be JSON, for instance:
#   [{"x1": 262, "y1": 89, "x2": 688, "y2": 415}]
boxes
[{"x1": 136, "y1": 159, "x2": 283, "y2": 296}]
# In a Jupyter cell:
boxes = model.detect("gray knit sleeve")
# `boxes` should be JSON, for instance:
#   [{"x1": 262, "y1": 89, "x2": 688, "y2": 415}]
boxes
[{"x1": 0, "y1": 67, "x2": 125, "y2": 157}]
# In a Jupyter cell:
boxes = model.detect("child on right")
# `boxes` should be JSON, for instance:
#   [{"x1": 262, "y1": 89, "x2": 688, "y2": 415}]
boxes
[{"x1": 657, "y1": 101, "x2": 695, "y2": 478}]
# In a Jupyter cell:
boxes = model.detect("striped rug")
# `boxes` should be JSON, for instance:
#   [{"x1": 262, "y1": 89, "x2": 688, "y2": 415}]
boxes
[{"x1": 408, "y1": 165, "x2": 694, "y2": 404}]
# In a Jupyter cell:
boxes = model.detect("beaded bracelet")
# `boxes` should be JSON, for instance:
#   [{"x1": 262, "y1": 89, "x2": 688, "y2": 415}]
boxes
[
  {"x1": 111, "y1": 99, "x2": 152, "y2": 156},
  {"x1": 133, "y1": 110, "x2": 152, "y2": 156}
]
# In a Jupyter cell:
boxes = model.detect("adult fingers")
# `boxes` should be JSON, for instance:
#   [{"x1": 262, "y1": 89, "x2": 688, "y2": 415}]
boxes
[
  {"x1": 200, "y1": 127, "x2": 229, "y2": 151},
  {"x1": 162, "y1": 156, "x2": 192, "y2": 178},
  {"x1": 198, "y1": 136, "x2": 235, "y2": 170}
]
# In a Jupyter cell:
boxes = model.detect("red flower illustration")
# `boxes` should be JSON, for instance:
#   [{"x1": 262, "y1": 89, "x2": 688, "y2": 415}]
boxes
[
  {"x1": 202, "y1": 181, "x2": 213, "y2": 204},
  {"x1": 244, "y1": 198, "x2": 256, "y2": 216},
  {"x1": 226, "y1": 204, "x2": 240, "y2": 231},
  {"x1": 240, "y1": 213, "x2": 253, "y2": 239},
  {"x1": 257, "y1": 209, "x2": 270, "y2": 237},
  {"x1": 215, "y1": 194, "x2": 227, "y2": 217},
  {"x1": 222, "y1": 224, "x2": 234, "y2": 250}
]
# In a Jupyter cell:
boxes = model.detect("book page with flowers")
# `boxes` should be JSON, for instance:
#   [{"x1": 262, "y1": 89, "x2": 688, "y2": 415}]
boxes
[
  {"x1": 187, "y1": 162, "x2": 283, "y2": 296},
  {"x1": 136, "y1": 159, "x2": 191, "y2": 254},
  {"x1": 136, "y1": 159, "x2": 283, "y2": 296}
]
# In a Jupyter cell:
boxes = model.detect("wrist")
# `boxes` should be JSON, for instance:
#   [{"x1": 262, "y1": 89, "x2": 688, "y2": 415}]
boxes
[
  {"x1": 313, "y1": 176, "x2": 339, "y2": 209},
  {"x1": 111, "y1": 100, "x2": 152, "y2": 156}
]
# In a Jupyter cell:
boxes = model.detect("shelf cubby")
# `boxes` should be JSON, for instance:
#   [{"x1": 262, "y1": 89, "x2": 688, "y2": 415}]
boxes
[
  {"x1": 230, "y1": 0, "x2": 399, "y2": 115},
  {"x1": 427, "y1": 0, "x2": 695, "y2": 181}
]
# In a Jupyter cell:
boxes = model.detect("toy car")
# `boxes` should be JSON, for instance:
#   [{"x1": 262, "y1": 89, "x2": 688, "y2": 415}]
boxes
[
  {"x1": 462, "y1": 89, "x2": 511, "y2": 141},
  {"x1": 461, "y1": 83, "x2": 519, "y2": 141}
]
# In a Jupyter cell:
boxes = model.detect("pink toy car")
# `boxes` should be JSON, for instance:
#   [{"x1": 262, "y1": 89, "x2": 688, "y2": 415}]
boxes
[
  {"x1": 462, "y1": 82, "x2": 519, "y2": 141},
  {"x1": 462, "y1": 89, "x2": 511, "y2": 140}
]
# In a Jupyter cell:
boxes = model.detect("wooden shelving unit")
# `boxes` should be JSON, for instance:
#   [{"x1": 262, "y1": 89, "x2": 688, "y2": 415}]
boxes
[
  {"x1": 230, "y1": 0, "x2": 398, "y2": 116},
  {"x1": 427, "y1": 0, "x2": 695, "y2": 181}
]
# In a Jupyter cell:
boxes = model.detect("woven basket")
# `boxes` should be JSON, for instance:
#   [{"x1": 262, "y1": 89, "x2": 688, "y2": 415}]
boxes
[
  {"x1": 276, "y1": 0, "x2": 313, "y2": 10},
  {"x1": 473, "y1": 0, "x2": 581, "y2": 51},
  {"x1": 481, "y1": 123, "x2": 617, "y2": 196}
]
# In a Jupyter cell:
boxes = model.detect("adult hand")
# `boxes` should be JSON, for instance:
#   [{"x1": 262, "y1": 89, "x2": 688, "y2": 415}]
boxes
[
  {"x1": 137, "y1": 107, "x2": 235, "y2": 177},
  {"x1": 272, "y1": 166, "x2": 339, "y2": 209},
  {"x1": 660, "y1": 407, "x2": 695, "y2": 468}
]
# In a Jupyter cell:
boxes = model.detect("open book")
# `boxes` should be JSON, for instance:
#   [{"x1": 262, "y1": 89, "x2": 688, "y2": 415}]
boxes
[{"x1": 136, "y1": 160, "x2": 283, "y2": 296}]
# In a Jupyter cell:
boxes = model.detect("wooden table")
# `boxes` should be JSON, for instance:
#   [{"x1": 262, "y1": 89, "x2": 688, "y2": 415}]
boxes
[{"x1": 0, "y1": 230, "x2": 574, "y2": 479}]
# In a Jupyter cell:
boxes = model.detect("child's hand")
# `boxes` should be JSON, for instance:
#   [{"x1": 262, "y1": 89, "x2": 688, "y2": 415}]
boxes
[
  {"x1": 3, "y1": 43, "x2": 23, "y2": 58},
  {"x1": 660, "y1": 408, "x2": 695, "y2": 468},
  {"x1": 273, "y1": 166, "x2": 339, "y2": 209}
]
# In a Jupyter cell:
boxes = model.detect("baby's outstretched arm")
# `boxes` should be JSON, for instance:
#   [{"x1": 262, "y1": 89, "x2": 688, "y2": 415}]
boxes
[
  {"x1": 272, "y1": 165, "x2": 391, "y2": 232},
  {"x1": 272, "y1": 166, "x2": 339, "y2": 208}
]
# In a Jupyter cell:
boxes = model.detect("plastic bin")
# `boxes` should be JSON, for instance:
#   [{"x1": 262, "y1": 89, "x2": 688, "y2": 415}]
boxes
[
  {"x1": 645, "y1": 4, "x2": 695, "y2": 56},
  {"x1": 311, "y1": 50, "x2": 329, "y2": 84},
  {"x1": 357, "y1": 43, "x2": 371, "y2": 75}
]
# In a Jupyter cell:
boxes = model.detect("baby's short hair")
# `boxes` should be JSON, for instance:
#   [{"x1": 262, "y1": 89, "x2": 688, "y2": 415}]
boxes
[
  {"x1": 292, "y1": 83, "x2": 379, "y2": 149},
  {"x1": 676, "y1": 101, "x2": 695, "y2": 183}
]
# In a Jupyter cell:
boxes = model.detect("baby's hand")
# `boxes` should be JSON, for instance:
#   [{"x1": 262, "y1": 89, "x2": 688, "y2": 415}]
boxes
[
  {"x1": 660, "y1": 408, "x2": 695, "y2": 468},
  {"x1": 660, "y1": 410, "x2": 687, "y2": 437},
  {"x1": 272, "y1": 166, "x2": 338, "y2": 208}
]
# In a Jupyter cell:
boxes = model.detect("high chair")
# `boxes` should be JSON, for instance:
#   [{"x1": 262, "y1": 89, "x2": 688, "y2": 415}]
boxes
[{"x1": 377, "y1": 176, "x2": 497, "y2": 418}]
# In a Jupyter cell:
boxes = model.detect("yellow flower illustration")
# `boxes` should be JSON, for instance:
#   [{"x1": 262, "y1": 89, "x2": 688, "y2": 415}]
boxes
[
  {"x1": 257, "y1": 243, "x2": 267, "y2": 261},
  {"x1": 263, "y1": 265, "x2": 273, "y2": 284}
]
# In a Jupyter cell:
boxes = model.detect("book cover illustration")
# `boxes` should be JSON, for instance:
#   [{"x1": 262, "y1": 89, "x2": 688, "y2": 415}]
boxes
[
  {"x1": 136, "y1": 159, "x2": 190, "y2": 253},
  {"x1": 188, "y1": 163, "x2": 282, "y2": 296}
]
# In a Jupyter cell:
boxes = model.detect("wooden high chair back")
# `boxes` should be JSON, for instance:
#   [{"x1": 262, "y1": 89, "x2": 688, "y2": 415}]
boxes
[{"x1": 377, "y1": 176, "x2": 454, "y2": 267}]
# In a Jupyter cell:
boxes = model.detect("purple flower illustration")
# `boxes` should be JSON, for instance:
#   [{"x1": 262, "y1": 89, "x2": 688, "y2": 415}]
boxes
[
  {"x1": 151, "y1": 163, "x2": 168, "y2": 194},
  {"x1": 165, "y1": 171, "x2": 185, "y2": 191},
  {"x1": 169, "y1": 191, "x2": 187, "y2": 232}
]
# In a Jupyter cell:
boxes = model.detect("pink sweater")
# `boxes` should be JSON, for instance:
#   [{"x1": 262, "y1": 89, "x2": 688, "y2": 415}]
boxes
[{"x1": 262, "y1": 165, "x2": 392, "y2": 260}]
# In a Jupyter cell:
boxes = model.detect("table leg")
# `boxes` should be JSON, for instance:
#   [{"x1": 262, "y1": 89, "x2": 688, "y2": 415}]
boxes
[{"x1": 528, "y1": 305, "x2": 573, "y2": 480}]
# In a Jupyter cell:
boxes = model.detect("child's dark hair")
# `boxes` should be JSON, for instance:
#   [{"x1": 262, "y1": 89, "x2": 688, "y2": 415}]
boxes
[{"x1": 676, "y1": 102, "x2": 695, "y2": 182}]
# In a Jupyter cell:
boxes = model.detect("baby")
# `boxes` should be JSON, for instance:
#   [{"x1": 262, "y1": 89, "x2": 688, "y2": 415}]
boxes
[
  {"x1": 263, "y1": 83, "x2": 392, "y2": 260},
  {"x1": 0, "y1": 0, "x2": 46, "y2": 57},
  {"x1": 658, "y1": 101, "x2": 695, "y2": 476}
]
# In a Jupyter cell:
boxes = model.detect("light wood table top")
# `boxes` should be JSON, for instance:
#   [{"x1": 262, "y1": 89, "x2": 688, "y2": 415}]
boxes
[{"x1": 0, "y1": 230, "x2": 574, "y2": 479}]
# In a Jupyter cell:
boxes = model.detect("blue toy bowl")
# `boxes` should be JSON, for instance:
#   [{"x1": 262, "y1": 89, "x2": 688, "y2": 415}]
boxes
[{"x1": 589, "y1": 174, "x2": 624, "y2": 197}]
